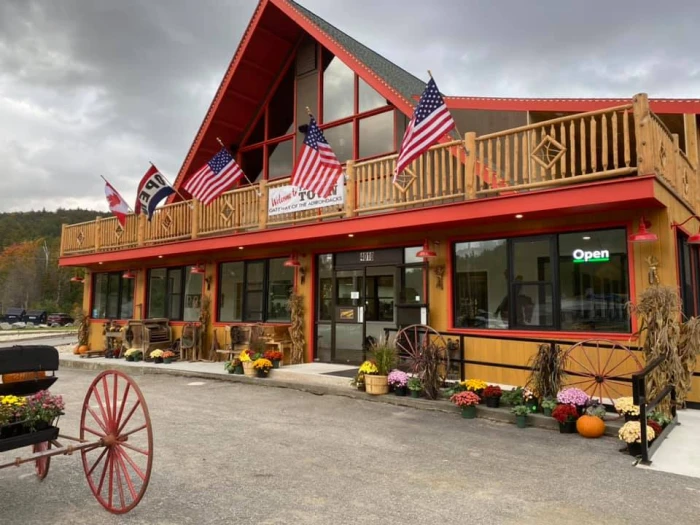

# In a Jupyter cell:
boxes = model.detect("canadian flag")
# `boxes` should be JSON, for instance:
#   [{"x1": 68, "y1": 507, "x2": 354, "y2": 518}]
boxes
[{"x1": 105, "y1": 181, "x2": 130, "y2": 227}]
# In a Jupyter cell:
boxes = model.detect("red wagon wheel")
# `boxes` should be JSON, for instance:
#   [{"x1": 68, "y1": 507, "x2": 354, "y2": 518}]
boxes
[
  {"x1": 33, "y1": 441, "x2": 51, "y2": 480},
  {"x1": 80, "y1": 370, "x2": 153, "y2": 514},
  {"x1": 563, "y1": 339, "x2": 643, "y2": 405},
  {"x1": 395, "y1": 324, "x2": 453, "y2": 382}
]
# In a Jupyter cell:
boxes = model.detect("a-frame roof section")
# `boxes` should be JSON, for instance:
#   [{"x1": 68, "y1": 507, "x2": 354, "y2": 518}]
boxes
[{"x1": 171, "y1": 0, "x2": 426, "y2": 196}]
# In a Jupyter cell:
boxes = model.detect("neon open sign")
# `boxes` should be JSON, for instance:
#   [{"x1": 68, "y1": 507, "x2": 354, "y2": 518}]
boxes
[{"x1": 573, "y1": 248, "x2": 610, "y2": 263}]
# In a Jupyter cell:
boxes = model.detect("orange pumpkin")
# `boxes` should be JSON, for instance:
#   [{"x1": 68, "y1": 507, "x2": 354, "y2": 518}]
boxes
[
  {"x1": 78, "y1": 345, "x2": 89, "y2": 355},
  {"x1": 73, "y1": 344, "x2": 81, "y2": 355},
  {"x1": 2, "y1": 371, "x2": 46, "y2": 384},
  {"x1": 576, "y1": 415, "x2": 606, "y2": 438}
]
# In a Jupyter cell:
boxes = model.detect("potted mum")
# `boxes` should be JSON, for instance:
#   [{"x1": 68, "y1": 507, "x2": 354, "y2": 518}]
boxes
[
  {"x1": 540, "y1": 397, "x2": 557, "y2": 417},
  {"x1": 556, "y1": 387, "x2": 589, "y2": 413},
  {"x1": 124, "y1": 348, "x2": 141, "y2": 362},
  {"x1": 225, "y1": 358, "x2": 243, "y2": 374},
  {"x1": 451, "y1": 391, "x2": 480, "y2": 419},
  {"x1": 522, "y1": 388, "x2": 538, "y2": 412},
  {"x1": 552, "y1": 404, "x2": 579, "y2": 433},
  {"x1": 613, "y1": 397, "x2": 640, "y2": 421},
  {"x1": 647, "y1": 420, "x2": 662, "y2": 443},
  {"x1": 264, "y1": 350, "x2": 284, "y2": 369},
  {"x1": 618, "y1": 421, "x2": 656, "y2": 456},
  {"x1": 149, "y1": 349, "x2": 164, "y2": 364},
  {"x1": 364, "y1": 340, "x2": 397, "y2": 395},
  {"x1": 163, "y1": 350, "x2": 176, "y2": 364},
  {"x1": 387, "y1": 370, "x2": 409, "y2": 396},
  {"x1": 22, "y1": 390, "x2": 65, "y2": 431},
  {"x1": 501, "y1": 387, "x2": 524, "y2": 406},
  {"x1": 511, "y1": 405, "x2": 530, "y2": 428},
  {"x1": 239, "y1": 349, "x2": 256, "y2": 377},
  {"x1": 0, "y1": 395, "x2": 27, "y2": 438},
  {"x1": 253, "y1": 358, "x2": 273, "y2": 378},
  {"x1": 407, "y1": 377, "x2": 422, "y2": 398},
  {"x1": 463, "y1": 379, "x2": 488, "y2": 399},
  {"x1": 482, "y1": 385, "x2": 502, "y2": 408}
]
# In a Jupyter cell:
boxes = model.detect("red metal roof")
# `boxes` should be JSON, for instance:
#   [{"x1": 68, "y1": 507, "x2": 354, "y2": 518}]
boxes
[{"x1": 445, "y1": 96, "x2": 700, "y2": 114}]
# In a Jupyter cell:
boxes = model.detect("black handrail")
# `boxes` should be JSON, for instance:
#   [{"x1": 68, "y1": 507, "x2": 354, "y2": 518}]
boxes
[{"x1": 631, "y1": 356, "x2": 678, "y2": 465}]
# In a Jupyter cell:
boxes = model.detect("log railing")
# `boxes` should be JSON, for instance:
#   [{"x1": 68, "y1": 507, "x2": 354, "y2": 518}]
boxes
[{"x1": 60, "y1": 93, "x2": 700, "y2": 256}]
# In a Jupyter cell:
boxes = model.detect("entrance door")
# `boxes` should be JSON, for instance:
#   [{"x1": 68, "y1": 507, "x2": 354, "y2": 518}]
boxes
[{"x1": 332, "y1": 269, "x2": 366, "y2": 364}]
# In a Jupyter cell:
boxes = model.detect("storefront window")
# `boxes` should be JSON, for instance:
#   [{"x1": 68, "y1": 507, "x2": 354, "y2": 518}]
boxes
[
  {"x1": 219, "y1": 262, "x2": 244, "y2": 322},
  {"x1": 92, "y1": 272, "x2": 134, "y2": 320},
  {"x1": 318, "y1": 254, "x2": 333, "y2": 321},
  {"x1": 453, "y1": 229, "x2": 630, "y2": 332},
  {"x1": 678, "y1": 232, "x2": 695, "y2": 318},
  {"x1": 183, "y1": 267, "x2": 203, "y2": 322},
  {"x1": 147, "y1": 266, "x2": 200, "y2": 321},
  {"x1": 267, "y1": 259, "x2": 294, "y2": 321},
  {"x1": 244, "y1": 261, "x2": 265, "y2": 322},
  {"x1": 148, "y1": 269, "x2": 167, "y2": 318}
]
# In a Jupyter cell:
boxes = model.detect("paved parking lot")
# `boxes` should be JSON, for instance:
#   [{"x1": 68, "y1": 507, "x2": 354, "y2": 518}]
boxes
[{"x1": 2, "y1": 369, "x2": 700, "y2": 524}]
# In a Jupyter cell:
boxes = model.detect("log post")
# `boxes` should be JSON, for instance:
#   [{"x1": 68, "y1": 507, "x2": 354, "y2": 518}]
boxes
[
  {"x1": 94, "y1": 216, "x2": 101, "y2": 252},
  {"x1": 258, "y1": 180, "x2": 268, "y2": 230},
  {"x1": 191, "y1": 199, "x2": 200, "y2": 239},
  {"x1": 464, "y1": 132, "x2": 477, "y2": 200},
  {"x1": 60, "y1": 224, "x2": 66, "y2": 257},
  {"x1": 672, "y1": 134, "x2": 682, "y2": 195},
  {"x1": 137, "y1": 213, "x2": 146, "y2": 246},
  {"x1": 345, "y1": 160, "x2": 356, "y2": 217},
  {"x1": 632, "y1": 93, "x2": 654, "y2": 176}
]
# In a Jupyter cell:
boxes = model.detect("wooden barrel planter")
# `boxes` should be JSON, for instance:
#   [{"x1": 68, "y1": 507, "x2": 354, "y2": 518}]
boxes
[
  {"x1": 242, "y1": 362, "x2": 256, "y2": 377},
  {"x1": 364, "y1": 375, "x2": 389, "y2": 395}
]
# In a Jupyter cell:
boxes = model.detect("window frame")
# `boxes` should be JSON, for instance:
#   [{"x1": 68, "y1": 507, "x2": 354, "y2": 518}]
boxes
[
  {"x1": 677, "y1": 230, "x2": 697, "y2": 318},
  {"x1": 146, "y1": 265, "x2": 202, "y2": 322},
  {"x1": 91, "y1": 271, "x2": 134, "y2": 320},
  {"x1": 216, "y1": 258, "x2": 293, "y2": 323},
  {"x1": 451, "y1": 227, "x2": 631, "y2": 333}
]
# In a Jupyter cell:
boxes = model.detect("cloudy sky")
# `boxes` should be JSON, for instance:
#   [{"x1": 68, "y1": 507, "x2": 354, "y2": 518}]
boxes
[{"x1": 1, "y1": 0, "x2": 699, "y2": 213}]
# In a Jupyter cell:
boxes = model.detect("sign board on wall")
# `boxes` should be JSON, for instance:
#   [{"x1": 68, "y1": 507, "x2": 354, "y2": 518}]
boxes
[{"x1": 268, "y1": 182, "x2": 344, "y2": 217}]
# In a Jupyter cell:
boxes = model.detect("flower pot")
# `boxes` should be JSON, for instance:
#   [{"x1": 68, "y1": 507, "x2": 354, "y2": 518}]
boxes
[
  {"x1": 234, "y1": 364, "x2": 244, "y2": 375},
  {"x1": 461, "y1": 405, "x2": 477, "y2": 419},
  {"x1": 272, "y1": 359, "x2": 280, "y2": 369},
  {"x1": 515, "y1": 415, "x2": 528, "y2": 428},
  {"x1": 242, "y1": 361, "x2": 256, "y2": 377},
  {"x1": 364, "y1": 374, "x2": 389, "y2": 395},
  {"x1": 485, "y1": 396, "x2": 500, "y2": 408},
  {"x1": 624, "y1": 413, "x2": 640, "y2": 422},
  {"x1": 134, "y1": 356, "x2": 143, "y2": 362},
  {"x1": 558, "y1": 420, "x2": 577, "y2": 434},
  {"x1": 410, "y1": 390, "x2": 421, "y2": 398},
  {"x1": 357, "y1": 383, "x2": 366, "y2": 392},
  {"x1": 153, "y1": 357, "x2": 163, "y2": 364},
  {"x1": 474, "y1": 389, "x2": 484, "y2": 403},
  {"x1": 125, "y1": 356, "x2": 134, "y2": 362},
  {"x1": 627, "y1": 442, "x2": 642, "y2": 457},
  {"x1": 543, "y1": 407, "x2": 553, "y2": 417},
  {"x1": 164, "y1": 358, "x2": 173, "y2": 364},
  {"x1": 256, "y1": 368, "x2": 270, "y2": 378},
  {"x1": 393, "y1": 386, "x2": 407, "y2": 397},
  {"x1": 526, "y1": 400, "x2": 539, "y2": 413}
]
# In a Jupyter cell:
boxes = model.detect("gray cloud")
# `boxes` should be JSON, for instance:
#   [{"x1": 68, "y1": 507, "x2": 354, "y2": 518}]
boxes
[{"x1": 1, "y1": 0, "x2": 698, "y2": 212}]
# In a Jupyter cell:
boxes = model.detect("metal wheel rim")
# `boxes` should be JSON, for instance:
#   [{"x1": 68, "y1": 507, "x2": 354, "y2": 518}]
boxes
[
  {"x1": 33, "y1": 441, "x2": 51, "y2": 480},
  {"x1": 395, "y1": 324, "x2": 451, "y2": 383}
]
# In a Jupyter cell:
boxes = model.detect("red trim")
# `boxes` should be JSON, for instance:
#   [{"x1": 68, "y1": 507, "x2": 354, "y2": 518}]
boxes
[
  {"x1": 445, "y1": 96, "x2": 700, "y2": 114},
  {"x1": 61, "y1": 177, "x2": 660, "y2": 267},
  {"x1": 308, "y1": 254, "x2": 317, "y2": 362},
  {"x1": 453, "y1": 328, "x2": 638, "y2": 343}
]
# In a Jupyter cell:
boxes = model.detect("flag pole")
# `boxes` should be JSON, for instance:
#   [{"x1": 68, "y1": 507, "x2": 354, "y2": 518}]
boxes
[
  {"x1": 100, "y1": 174, "x2": 135, "y2": 214},
  {"x1": 148, "y1": 161, "x2": 194, "y2": 209},
  {"x1": 215, "y1": 137, "x2": 261, "y2": 196}
]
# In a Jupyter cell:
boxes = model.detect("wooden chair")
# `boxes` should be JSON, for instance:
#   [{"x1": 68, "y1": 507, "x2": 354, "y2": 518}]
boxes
[{"x1": 180, "y1": 323, "x2": 200, "y2": 361}]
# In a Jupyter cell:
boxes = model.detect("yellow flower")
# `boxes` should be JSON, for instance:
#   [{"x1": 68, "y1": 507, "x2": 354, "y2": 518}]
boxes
[
  {"x1": 461, "y1": 379, "x2": 488, "y2": 391},
  {"x1": 149, "y1": 349, "x2": 164, "y2": 358},
  {"x1": 613, "y1": 397, "x2": 640, "y2": 416},
  {"x1": 253, "y1": 358, "x2": 273, "y2": 370},
  {"x1": 618, "y1": 421, "x2": 655, "y2": 443},
  {"x1": 359, "y1": 361, "x2": 378, "y2": 375},
  {"x1": 0, "y1": 395, "x2": 26, "y2": 406},
  {"x1": 239, "y1": 351, "x2": 251, "y2": 362}
]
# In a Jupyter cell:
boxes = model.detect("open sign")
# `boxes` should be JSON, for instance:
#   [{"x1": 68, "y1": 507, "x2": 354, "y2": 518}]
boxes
[{"x1": 573, "y1": 248, "x2": 610, "y2": 263}]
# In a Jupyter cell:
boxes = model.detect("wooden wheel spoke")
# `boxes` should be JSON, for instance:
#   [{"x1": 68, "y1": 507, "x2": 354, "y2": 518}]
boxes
[
  {"x1": 84, "y1": 426, "x2": 106, "y2": 438},
  {"x1": 603, "y1": 380, "x2": 625, "y2": 400},
  {"x1": 117, "y1": 400, "x2": 142, "y2": 436},
  {"x1": 566, "y1": 354, "x2": 594, "y2": 375},
  {"x1": 112, "y1": 373, "x2": 120, "y2": 429},
  {"x1": 119, "y1": 442, "x2": 149, "y2": 456},
  {"x1": 120, "y1": 423, "x2": 147, "y2": 440},
  {"x1": 115, "y1": 448, "x2": 139, "y2": 501},
  {"x1": 96, "y1": 449, "x2": 111, "y2": 496},
  {"x1": 114, "y1": 450, "x2": 126, "y2": 510},
  {"x1": 564, "y1": 378, "x2": 593, "y2": 387},
  {"x1": 86, "y1": 406, "x2": 109, "y2": 434},
  {"x1": 101, "y1": 376, "x2": 114, "y2": 427},
  {"x1": 108, "y1": 450, "x2": 114, "y2": 508},
  {"x1": 581, "y1": 347, "x2": 599, "y2": 378},
  {"x1": 600, "y1": 346, "x2": 616, "y2": 380},
  {"x1": 116, "y1": 445, "x2": 147, "y2": 481},
  {"x1": 87, "y1": 447, "x2": 109, "y2": 477},
  {"x1": 603, "y1": 353, "x2": 634, "y2": 378},
  {"x1": 92, "y1": 387, "x2": 112, "y2": 434},
  {"x1": 115, "y1": 383, "x2": 131, "y2": 431}
]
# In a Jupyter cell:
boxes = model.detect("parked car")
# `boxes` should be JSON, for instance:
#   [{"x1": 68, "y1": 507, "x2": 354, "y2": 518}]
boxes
[
  {"x1": 24, "y1": 310, "x2": 48, "y2": 325},
  {"x1": 47, "y1": 313, "x2": 74, "y2": 326},
  {"x1": 3, "y1": 308, "x2": 26, "y2": 323}
]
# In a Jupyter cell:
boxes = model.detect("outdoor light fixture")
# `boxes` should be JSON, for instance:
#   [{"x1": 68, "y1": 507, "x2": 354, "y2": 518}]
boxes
[
  {"x1": 673, "y1": 215, "x2": 700, "y2": 244},
  {"x1": 122, "y1": 270, "x2": 136, "y2": 279},
  {"x1": 515, "y1": 214, "x2": 524, "y2": 219},
  {"x1": 416, "y1": 239, "x2": 437, "y2": 259},
  {"x1": 191, "y1": 265, "x2": 206, "y2": 275},
  {"x1": 70, "y1": 275, "x2": 85, "y2": 283},
  {"x1": 284, "y1": 254, "x2": 301, "y2": 267},
  {"x1": 628, "y1": 216, "x2": 658, "y2": 243},
  {"x1": 238, "y1": 246, "x2": 244, "y2": 250}
]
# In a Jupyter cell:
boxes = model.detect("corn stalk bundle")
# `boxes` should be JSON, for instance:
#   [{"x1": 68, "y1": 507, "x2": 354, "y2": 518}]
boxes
[
  {"x1": 287, "y1": 294, "x2": 305, "y2": 364},
  {"x1": 199, "y1": 295, "x2": 211, "y2": 360},
  {"x1": 76, "y1": 311, "x2": 89, "y2": 346},
  {"x1": 628, "y1": 286, "x2": 681, "y2": 415},
  {"x1": 526, "y1": 343, "x2": 565, "y2": 399}
]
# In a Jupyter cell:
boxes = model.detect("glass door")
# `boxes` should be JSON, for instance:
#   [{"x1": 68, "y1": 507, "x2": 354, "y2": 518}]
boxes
[
  {"x1": 364, "y1": 266, "x2": 397, "y2": 347},
  {"x1": 332, "y1": 269, "x2": 366, "y2": 364}
]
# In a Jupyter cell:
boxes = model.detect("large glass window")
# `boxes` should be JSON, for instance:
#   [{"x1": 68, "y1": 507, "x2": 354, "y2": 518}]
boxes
[
  {"x1": 453, "y1": 229, "x2": 630, "y2": 332},
  {"x1": 147, "y1": 266, "x2": 201, "y2": 321},
  {"x1": 358, "y1": 78, "x2": 388, "y2": 113},
  {"x1": 359, "y1": 111, "x2": 394, "y2": 159},
  {"x1": 322, "y1": 54, "x2": 354, "y2": 123},
  {"x1": 217, "y1": 258, "x2": 293, "y2": 323},
  {"x1": 678, "y1": 232, "x2": 695, "y2": 318},
  {"x1": 91, "y1": 272, "x2": 134, "y2": 320},
  {"x1": 323, "y1": 123, "x2": 353, "y2": 164},
  {"x1": 318, "y1": 254, "x2": 333, "y2": 321},
  {"x1": 267, "y1": 140, "x2": 294, "y2": 180}
]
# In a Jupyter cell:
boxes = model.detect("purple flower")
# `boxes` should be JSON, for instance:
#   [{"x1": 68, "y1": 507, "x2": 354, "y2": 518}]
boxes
[
  {"x1": 387, "y1": 369, "x2": 409, "y2": 387},
  {"x1": 557, "y1": 388, "x2": 590, "y2": 406}
]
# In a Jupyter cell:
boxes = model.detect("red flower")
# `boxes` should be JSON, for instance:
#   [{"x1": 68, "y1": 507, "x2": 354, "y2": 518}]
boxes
[
  {"x1": 552, "y1": 403, "x2": 579, "y2": 423},
  {"x1": 647, "y1": 420, "x2": 662, "y2": 437},
  {"x1": 483, "y1": 385, "x2": 502, "y2": 398}
]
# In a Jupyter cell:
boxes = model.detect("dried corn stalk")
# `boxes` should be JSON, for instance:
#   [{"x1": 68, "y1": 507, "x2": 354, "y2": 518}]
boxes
[
  {"x1": 288, "y1": 294, "x2": 305, "y2": 364},
  {"x1": 678, "y1": 317, "x2": 700, "y2": 406}
]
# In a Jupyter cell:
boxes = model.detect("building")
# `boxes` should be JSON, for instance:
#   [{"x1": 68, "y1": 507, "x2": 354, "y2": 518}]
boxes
[{"x1": 59, "y1": 0, "x2": 700, "y2": 404}]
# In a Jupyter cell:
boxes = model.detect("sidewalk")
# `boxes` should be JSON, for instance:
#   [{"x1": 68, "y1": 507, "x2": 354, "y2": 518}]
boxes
[
  {"x1": 641, "y1": 409, "x2": 700, "y2": 479},
  {"x1": 58, "y1": 353, "x2": 622, "y2": 435}
]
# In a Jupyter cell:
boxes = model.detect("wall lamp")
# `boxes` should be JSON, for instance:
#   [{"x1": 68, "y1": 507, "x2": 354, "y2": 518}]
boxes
[
  {"x1": 673, "y1": 215, "x2": 700, "y2": 244},
  {"x1": 628, "y1": 216, "x2": 658, "y2": 243},
  {"x1": 122, "y1": 270, "x2": 136, "y2": 279},
  {"x1": 284, "y1": 253, "x2": 306, "y2": 284},
  {"x1": 416, "y1": 239, "x2": 437, "y2": 259}
]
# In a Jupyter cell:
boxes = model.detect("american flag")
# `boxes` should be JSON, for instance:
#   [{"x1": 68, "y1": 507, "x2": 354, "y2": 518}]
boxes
[
  {"x1": 291, "y1": 116, "x2": 343, "y2": 198},
  {"x1": 394, "y1": 77, "x2": 455, "y2": 181},
  {"x1": 184, "y1": 147, "x2": 244, "y2": 205}
]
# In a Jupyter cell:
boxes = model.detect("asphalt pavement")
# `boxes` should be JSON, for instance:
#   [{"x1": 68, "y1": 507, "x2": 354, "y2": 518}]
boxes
[{"x1": 2, "y1": 369, "x2": 700, "y2": 524}]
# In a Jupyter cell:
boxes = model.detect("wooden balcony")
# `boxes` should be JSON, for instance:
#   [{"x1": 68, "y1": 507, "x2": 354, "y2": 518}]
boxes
[{"x1": 60, "y1": 94, "x2": 698, "y2": 257}]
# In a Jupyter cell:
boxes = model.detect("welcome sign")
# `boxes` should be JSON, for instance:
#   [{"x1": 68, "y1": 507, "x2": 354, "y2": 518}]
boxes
[{"x1": 268, "y1": 183, "x2": 344, "y2": 216}]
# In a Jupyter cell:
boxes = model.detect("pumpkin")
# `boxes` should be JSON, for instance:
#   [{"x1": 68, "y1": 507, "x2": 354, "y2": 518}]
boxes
[
  {"x1": 576, "y1": 414, "x2": 606, "y2": 438},
  {"x1": 2, "y1": 371, "x2": 46, "y2": 384},
  {"x1": 73, "y1": 344, "x2": 81, "y2": 355},
  {"x1": 78, "y1": 345, "x2": 89, "y2": 355}
]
